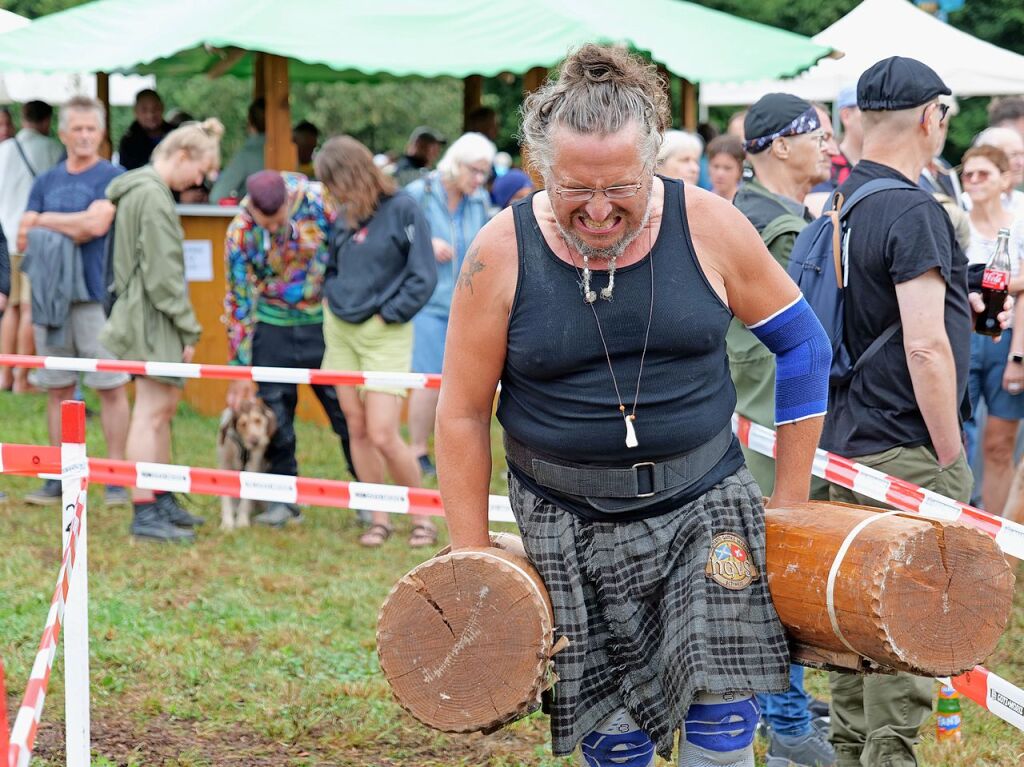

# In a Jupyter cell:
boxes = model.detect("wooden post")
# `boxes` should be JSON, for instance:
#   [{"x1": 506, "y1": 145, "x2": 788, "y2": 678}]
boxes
[
  {"x1": 656, "y1": 64, "x2": 675, "y2": 127},
  {"x1": 463, "y1": 75, "x2": 483, "y2": 131},
  {"x1": 259, "y1": 53, "x2": 296, "y2": 172},
  {"x1": 96, "y1": 71, "x2": 112, "y2": 159},
  {"x1": 681, "y1": 78, "x2": 697, "y2": 132},
  {"x1": 521, "y1": 67, "x2": 549, "y2": 187}
]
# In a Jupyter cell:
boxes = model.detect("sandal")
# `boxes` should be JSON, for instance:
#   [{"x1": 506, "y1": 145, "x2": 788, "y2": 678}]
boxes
[
  {"x1": 359, "y1": 523, "x2": 392, "y2": 548},
  {"x1": 408, "y1": 523, "x2": 439, "y2": 549}
]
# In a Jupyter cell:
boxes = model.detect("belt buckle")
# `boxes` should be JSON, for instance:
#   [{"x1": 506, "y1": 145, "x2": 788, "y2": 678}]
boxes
[{"x1": 632, "y1": 461, "x2": 656, "y2": 497}]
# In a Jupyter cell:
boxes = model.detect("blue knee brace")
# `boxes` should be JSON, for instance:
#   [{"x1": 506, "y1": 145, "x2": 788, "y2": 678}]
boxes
[
  {"x1": 746, "y1": 295, "x2": 831, "y2": 425},
  {"x1": 581, "y1": 709, "x2": 655, "y2": 767},
  {"x1": 684, "y1": 694, "x2": 759, "y2": 755}
]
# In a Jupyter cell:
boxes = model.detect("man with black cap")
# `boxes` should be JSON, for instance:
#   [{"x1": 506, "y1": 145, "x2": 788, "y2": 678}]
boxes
[
  {"x1": 393, "y1": 126, "x2": 445, "y2": 187},
  {"x1": 820, "y1": 56, "x2": 972, "y2": 767},
  {"x1": 729, "y1": 93, "x2": 836, "y2": 767}
]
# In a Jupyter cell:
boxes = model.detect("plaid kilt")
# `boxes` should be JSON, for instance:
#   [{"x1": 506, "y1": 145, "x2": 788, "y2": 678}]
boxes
[{"x1": 508, "y1": 466, "x2": 789, "y2": 759}]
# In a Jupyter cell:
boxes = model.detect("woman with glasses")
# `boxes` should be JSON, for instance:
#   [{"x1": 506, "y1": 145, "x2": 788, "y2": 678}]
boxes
[
  {"x1": 403, "y1": 132, "x2": 496, "y2": 496},
  {"x1": 961, "y1": 144, "x2": 1024, "y2": 517},
  {"x1": 101, "y1": 118, "x2": 223, "y2": 542}
]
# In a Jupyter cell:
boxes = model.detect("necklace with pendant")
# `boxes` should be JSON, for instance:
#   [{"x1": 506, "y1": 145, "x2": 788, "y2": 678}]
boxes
[{"x1": 567, "y1": 226, "x2": 655, "y2": 449}]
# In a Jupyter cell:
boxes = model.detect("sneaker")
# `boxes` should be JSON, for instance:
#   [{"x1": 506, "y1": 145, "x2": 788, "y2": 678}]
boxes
[
  {"x1": 253, "y1": 502, "x2": 304, "y2": 528},
  {"x1": 767, "y1": 729, "x2": 836, "y2": 767},
  {"x1": 417, "y1": 454, "x2": 436, "y2": 477},
  {"x1": 156, "y1": 493, "x2": 205, "y2": 527},
  {"x1": 811, "y1": 715, "x2": 830, "y2": 738},
  {"x1": 25, "y1": 478, "x2": 62, "y2": 505},
  {"x1": 104, "y1": 485, "x2": 131, "y2": 507},
  {"x1": 130, "y1": 502, "x2": 195, "y2": 543}
]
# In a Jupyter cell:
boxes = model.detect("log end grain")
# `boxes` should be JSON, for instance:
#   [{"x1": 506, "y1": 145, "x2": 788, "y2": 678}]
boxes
[
  {"x1": 377, "y1": 545, "x2": 556, "y2": 733},
  {"x1": 876, "y1": 522, "x2": 1015, "y2": 676}
]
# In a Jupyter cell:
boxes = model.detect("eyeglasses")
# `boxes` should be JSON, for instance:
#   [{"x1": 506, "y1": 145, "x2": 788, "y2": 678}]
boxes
[
  {"x1": 553, "y1": 180, "x2": 645, "y2": 202},
  {"x1": 464, "y1": 164, "x2": 491, "y2": 179},
  {"x1": 962, "y1": 169, "x2": 993, "y2": 183},
  {"x1": 920, "y1": 101, "x2": 950, "y2": 126}
]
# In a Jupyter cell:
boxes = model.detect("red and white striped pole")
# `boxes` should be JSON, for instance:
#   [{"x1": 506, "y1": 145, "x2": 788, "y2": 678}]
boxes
[
  {"x1": 60, "y1": 401, "x2": 89, "y2": 767},
  {"x1": 0, "y1": 658, "x2": 9, "y2": 765}
]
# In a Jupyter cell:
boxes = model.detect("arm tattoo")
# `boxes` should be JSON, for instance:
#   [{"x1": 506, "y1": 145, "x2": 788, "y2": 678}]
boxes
[{"x1": 457, "y1": 245, "x2": 486, "y2": 294}]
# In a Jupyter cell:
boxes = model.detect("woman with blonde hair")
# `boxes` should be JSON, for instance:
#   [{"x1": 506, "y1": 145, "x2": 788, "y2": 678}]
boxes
[
  {"x1": 101, "y1": 118, "x2": 223, "y2": 542},
  {"x1": 316, "y1": 135, "x2": 438, "y2": 547}
]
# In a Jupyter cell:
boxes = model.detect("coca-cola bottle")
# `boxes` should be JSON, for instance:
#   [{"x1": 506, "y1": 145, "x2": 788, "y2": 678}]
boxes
[{"x1": 975, "y1": 228, "x2": 1012, "y2": 336}]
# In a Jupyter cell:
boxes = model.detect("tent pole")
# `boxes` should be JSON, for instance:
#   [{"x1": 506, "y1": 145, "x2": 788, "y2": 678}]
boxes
[
  {"x1": 682, "y1": 78, "x2": 697, "y2": 132},
  {"x1": 260, "y1": 53, "x2": 296, "y2": 172},
  {"x1": 97, "y1": 71, "x2": 111, "y2": 159},
  {"x1": 463, "y1": 75, "x2": 483, "y2": 131}
]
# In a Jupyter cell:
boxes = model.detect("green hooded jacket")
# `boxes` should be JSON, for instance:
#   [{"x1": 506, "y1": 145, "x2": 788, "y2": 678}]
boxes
[{"x1": 101, "y1": 166, "x2": 201, "y2": 363}]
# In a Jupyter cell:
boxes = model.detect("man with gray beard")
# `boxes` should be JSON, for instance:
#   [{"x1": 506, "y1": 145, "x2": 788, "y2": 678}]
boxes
[{"x1": 436, "y1": 45, "x2": 832, "y2": 767}]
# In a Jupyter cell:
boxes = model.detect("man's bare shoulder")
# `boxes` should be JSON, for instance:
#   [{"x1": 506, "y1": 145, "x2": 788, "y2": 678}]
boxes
[
  {"x1": 455, "y1": 207, "x2": 519, "y2": 304},
  {"x1": 685, "y1": 184, "x2": 762, "y2": 262}
]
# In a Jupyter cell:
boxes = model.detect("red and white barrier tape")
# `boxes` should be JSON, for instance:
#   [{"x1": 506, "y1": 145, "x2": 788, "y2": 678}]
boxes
[
  {"x1": 0, "y1": 443, "x2": 61, "y2": 477},
  {"x1": 946, "y1": 666, "x2": 1024, "y2": 733},
  {"x1": 732, "y1": 414, "x2": 1024, "y2": 560},
  {"x1": 0, "y1": 354, "x2": 441, "y2": 390},
  {"x1": 85, "y1": 457, "x2": 516, "y2": 524},
  {"x1": 7, "y1": 478, "x2": 88, "y2": 767},
  {"x1": 0, "y1": 658, "x2": 8, "y2": 764}
]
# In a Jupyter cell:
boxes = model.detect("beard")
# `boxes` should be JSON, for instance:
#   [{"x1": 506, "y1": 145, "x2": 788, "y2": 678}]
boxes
[{"x1": 555, "y1": 203, "x2": 652, "y2": 262}]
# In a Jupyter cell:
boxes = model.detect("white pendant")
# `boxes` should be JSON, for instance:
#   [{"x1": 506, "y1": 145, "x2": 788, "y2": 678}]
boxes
[{"x1": 624, "y1": 415, "x2": 638, "y2": 448}]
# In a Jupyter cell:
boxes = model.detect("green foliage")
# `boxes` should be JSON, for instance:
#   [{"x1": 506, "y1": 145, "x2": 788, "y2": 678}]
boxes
[{"x1": 688, "y1": 0, "x2": 859, "y2": 37}]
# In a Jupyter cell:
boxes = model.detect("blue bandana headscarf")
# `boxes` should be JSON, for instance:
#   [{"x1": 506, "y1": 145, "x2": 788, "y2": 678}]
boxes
[{"x1": 743, "y1": 106, "x2": 821, "y2": 154}]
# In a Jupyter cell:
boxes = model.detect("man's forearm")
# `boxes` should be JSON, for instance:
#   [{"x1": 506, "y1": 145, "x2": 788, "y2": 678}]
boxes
[
  {"x1": 35, "y1": 211, "x2": 103, "y2": 243},
  {"x1": 436, "y1": 412, "x2": 494, "y2": 550},
  {"x1": 769, "y1": 416, "x2": 824, "y2": 507},
  {"x1": 907, "y1": 341, "x2": 961, "y2": 465}
]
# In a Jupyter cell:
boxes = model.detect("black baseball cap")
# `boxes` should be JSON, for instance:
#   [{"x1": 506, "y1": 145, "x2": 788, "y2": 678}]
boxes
[{"x1": 857, "y1": 56, "x2": 951, "y2": 111}]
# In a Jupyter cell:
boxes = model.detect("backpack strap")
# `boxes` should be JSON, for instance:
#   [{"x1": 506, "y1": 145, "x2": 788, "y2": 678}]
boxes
[
  {"x1": 760, "y1": 212, "x2": 806, "y2": 254},
  {"x1": 852, "y1": 321, "x2": 901, "y2": 374}
]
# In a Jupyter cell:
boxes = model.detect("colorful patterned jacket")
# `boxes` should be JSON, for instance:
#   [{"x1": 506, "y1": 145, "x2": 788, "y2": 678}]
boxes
[{"x1": 223, "y1": 172, "x2": 336, "y2": 365}]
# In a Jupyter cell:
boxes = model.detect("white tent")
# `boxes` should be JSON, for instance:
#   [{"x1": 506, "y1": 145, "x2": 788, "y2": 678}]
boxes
[
  {"x1": 0, "y1": 9, "x2": 154, "y2": 106},
  {"x1": 701, "y1": 0, "x2": 1024, "y2": 106}
]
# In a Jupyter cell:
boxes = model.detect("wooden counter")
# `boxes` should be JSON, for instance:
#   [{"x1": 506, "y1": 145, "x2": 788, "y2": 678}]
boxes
[{"x1": 179, "y1": 204, "x2": 328, "y2": 425}]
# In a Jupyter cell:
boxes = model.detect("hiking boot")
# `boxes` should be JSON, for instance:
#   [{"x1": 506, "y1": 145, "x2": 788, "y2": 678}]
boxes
[
  {"x1": 130, "y1": 502, "x2": 195, "y2": 543},
  {"x1": 25, "y1": 478, "x2": 62, "y2": 505},
  {"x1": 253, "y1": 502, "x2": 304, "y2": 528},
  {"x1": 767, "y1": 729, "x2": 836, "y2": 767},
  {"x1": 156, "y1": 493, "x2": 205, "y2": 527},
  {"x1": 104, "y1": 485, "x2": 131, "y2": 507},
  {"x1": 417, "y1": 454, "x2": 436, "y2": 477}
]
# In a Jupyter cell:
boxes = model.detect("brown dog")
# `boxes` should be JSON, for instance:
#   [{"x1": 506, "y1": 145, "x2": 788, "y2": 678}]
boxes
[{"x1": 217, "y1": 398, "x2": 277, "y2": 530}]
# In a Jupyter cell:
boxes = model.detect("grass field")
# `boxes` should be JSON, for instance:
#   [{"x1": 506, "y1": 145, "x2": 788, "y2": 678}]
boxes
[{"x1": 1, "y1": 388, "x2": 1022, "y2": 766}]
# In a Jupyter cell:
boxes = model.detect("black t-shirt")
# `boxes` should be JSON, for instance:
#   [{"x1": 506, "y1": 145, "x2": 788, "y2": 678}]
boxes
[{"x1": 820, "y1": 160, "x2": 971, "y2": 457}]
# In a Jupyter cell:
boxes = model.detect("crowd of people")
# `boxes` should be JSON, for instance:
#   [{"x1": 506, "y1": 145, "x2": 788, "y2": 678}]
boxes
[{"x1": 0, "y1": 46, "x2": 1022, "y2": 767}]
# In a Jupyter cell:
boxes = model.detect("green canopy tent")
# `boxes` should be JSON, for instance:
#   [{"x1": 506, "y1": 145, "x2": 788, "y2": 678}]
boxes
[{"x1": 0, "y1": 0, "x2": 834, "y2": 167}]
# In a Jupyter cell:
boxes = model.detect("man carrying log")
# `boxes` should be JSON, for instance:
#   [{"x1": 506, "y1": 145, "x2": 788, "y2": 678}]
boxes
[
  {"x1": 818, "y1": 57, "x2": 973, "y2": 767},
  {"x1": 436, "y1": 44, "x2": 832, "y2": 767}
]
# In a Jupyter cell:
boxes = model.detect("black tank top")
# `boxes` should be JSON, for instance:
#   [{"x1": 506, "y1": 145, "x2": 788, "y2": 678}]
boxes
[{"x1": 498, "y1": 178, "x2": 744, "y2": 520}]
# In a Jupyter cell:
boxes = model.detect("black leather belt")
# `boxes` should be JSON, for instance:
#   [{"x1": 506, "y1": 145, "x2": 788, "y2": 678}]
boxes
[{"x1": 503, "y1": 424, "x2": 733, "y2": 499}]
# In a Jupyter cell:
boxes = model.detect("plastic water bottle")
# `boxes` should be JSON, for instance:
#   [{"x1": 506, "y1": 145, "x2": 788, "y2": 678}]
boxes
[{"x1": 936, "y1": 684, "x2": 963, "y2": 744}]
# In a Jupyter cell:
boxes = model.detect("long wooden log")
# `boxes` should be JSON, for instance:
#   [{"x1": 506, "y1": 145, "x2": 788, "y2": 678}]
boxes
[
  {"x1": 766, "y1": 501, "x2": 1014, "y2": 676},
  {"x1": 378, "y1": 503, "x2": 1014, "y2": 733}
]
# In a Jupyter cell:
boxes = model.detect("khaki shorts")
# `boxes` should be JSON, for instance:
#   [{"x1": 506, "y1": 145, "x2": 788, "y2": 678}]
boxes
[
  {"x1": 7, "y1": 253, "x2": 30, "y2": 307},
  {"x1": 32, "y1": 302, "x2": 130, "y2": 390},
  {"x1": 322, "y1": 310, "x2": 413, "y2": 397}
]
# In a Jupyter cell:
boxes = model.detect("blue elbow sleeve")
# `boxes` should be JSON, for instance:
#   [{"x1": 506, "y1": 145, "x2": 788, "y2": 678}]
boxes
[{"x1": 747, "y1": 296, "x2": 831, "y2": 425}]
